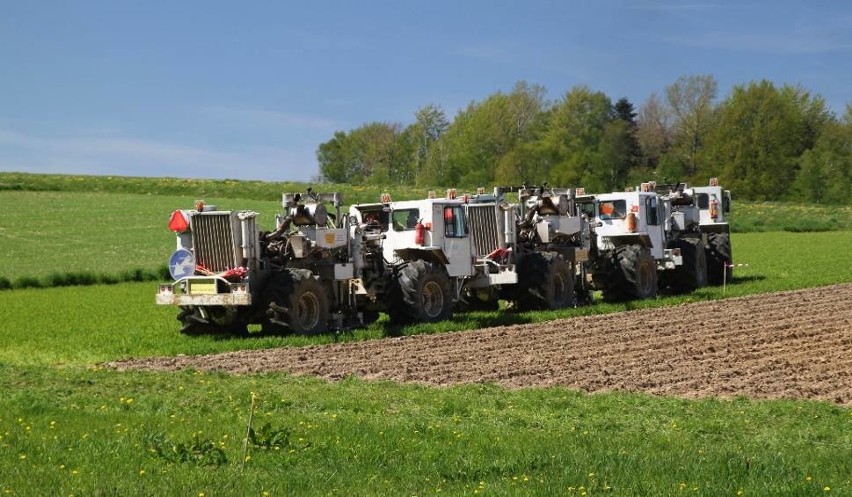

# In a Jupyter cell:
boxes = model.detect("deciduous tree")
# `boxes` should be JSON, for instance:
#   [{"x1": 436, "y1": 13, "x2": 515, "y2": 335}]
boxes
[
  {"x1": 664, "y1": 74, "x2": 718, "y2": 180},
  {"x1": 709, "y1": 80, "x2": 829, "y2": 199}
]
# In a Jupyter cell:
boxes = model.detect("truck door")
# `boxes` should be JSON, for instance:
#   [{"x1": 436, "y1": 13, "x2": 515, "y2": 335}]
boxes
[
  {"x1": 434, "y1": 204, "x2": 473, "y2": 277},
  {"x1": 644, "y1": 195, "x2": 665, "y2": 259}
]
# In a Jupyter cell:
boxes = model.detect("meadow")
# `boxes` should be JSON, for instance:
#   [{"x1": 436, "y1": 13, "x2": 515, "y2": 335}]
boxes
[
  {"x1": 2, "y1": 173, "x2": 852, "y2": 285},
  {"x1": 0, "y1": 173, "x2": 851, "y2": 495}
]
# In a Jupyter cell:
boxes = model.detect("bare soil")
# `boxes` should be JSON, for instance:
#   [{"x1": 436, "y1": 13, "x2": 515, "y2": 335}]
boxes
[{"x1": 110, "y1": 284, "x2": 852, "y2": 405}]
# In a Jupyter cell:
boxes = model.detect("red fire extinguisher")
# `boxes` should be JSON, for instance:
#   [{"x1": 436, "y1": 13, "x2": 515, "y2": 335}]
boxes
[
  {"x1": 415, "y1": 219, "x2": 426, "y2": 245},
  {"x1": 710, "y1": 199, "x2": 719, "y2": 221}
]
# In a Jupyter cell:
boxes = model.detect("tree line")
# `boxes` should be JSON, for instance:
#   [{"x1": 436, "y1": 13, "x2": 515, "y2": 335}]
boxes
[{"x1": 316, "y1": 76, "x2": 852, "y2": 203}]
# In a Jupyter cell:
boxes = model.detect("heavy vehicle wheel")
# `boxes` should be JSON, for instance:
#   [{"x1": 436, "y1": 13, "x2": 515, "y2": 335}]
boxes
[
  {"x1": 388, "y1": 260, "x2": 453, "y2": 325},
  {"x1": 515, "y1": 252, "x2": 575, "y2": 311},
  {"x1": 263, "y1": 269, "x2": 329, "y2": 335},
  {"x1": 666, "y1": 238, "x2": 708, "y2": 293},
  {"x1": 705, "y1": 232, "x2": 733, "y2": 285},
  {"x1": 601, "y1": 245, "x2": 657, "y2": 302},
  {"x1": 178, "y1": 306, "x2": 247, "y2": 336}
]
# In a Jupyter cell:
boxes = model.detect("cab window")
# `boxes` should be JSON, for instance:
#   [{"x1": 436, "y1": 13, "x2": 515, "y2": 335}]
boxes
[
  {"x1": 577, "y1": 201, "x2": 596, "y2": 218},
  {"x1": 443, "y1": 206, "x2": 467, "y2": 238},
  {"x1": 391, "y1": 208, "x2": 420, "y2": 231},
  {"x1": 645, "y1": 196, "x2": 660, "y2": 226},
  {"x1": 696, "y1": 193, "x2": 709, "y2": 209},
  {"x1": 599, "y1": 200, "x2": 626, "y2": 220},
  {"x1": 359, "y1": 208, "x2": 389, "y2": 232}
]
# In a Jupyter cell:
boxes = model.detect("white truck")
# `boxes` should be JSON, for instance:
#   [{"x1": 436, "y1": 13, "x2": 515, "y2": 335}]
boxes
[
  {"x1": 691, "y1": 178, "x2": 733, "y2": 284},
  {"x1": 576, "y1": 181, "x2": 711, "y2": 301},
  {"x1": 578, "y1": 188, "x2": 671, "y2": 301}
]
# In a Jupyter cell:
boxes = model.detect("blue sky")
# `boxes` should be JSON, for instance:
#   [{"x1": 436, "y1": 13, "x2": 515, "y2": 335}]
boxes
[{"x1": 1, "y1": 1, "x2": 850, "y2": 182}]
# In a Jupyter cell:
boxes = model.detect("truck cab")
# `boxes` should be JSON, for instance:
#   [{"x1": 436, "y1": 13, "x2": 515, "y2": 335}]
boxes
[
  {"x1": 692, "y1": 178, "x2": 732, "y2": 233},
  {"x1": 592, "y1": 190, "x2": 667, "y2": 262},
  {"x1": 349, "y1": 196, "x2": 477, "y2": 278}
]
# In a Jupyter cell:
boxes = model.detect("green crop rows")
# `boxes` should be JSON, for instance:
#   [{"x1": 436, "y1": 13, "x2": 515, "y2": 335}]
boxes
[{"x1": 0, "y1": 175, "x2": 851, "y2": 495}]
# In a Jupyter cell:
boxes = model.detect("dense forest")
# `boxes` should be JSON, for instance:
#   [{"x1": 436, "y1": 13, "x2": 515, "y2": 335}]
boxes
[{"x1": 316, "y1": 75, "x2": 851, "y2": 203}]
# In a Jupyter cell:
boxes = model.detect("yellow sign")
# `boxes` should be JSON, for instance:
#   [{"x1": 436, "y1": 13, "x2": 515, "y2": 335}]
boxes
[{"x1": 189, "y1": 281, "x2": 217, "y2": 295}]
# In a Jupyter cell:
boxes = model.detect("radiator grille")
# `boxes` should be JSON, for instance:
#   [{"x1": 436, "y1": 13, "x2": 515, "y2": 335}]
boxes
[
  {"x1": 467, "y1": 204, "x2": 502, "y2": 258},
  {"x1": 192, "y1": 213, "x2": 238, "y2": 272}
]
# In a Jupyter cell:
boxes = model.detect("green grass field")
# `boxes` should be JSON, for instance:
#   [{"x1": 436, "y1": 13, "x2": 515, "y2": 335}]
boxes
[
  {"x1": 1, "y1": 174, "x2": 851, "y2": 495},
  {"x1": 0, "y1": 173, "x2": 852, "y2": 288},
  {"x1": 3, "y1": 365, "x2": 848, "y2": 496}
]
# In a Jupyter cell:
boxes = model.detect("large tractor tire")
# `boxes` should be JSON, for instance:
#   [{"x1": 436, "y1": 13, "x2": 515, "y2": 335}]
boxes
[
  {"x1": 600, "y1": 244, "x2": 657, "y2": 302},
  {"x1": 667, "y1": 238, "x2": 708, "y2": 293},
  {"x1": 515, "y1": 252, "x2": 575, "y2": 311},
  {"x1": 263, "y1": 269, "x2": 329, "y2": 335},
  {"x1": 388, "y1": 260, "x2": 453, "y2": 325},
  {"x1": 705, "y1": 232, "x2": 733, "y2": 285},
  {"x1": 178, "y1": 305, "x2": 247, "y2": 336}
]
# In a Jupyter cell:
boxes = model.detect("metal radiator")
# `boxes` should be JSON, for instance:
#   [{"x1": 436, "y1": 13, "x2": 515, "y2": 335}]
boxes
[
  {"x1": 467, "y1": 204, "x2": 503, "y2": 258},
  {"x1": 191, "y1": 213, "x2": 239, "y2": 271}
]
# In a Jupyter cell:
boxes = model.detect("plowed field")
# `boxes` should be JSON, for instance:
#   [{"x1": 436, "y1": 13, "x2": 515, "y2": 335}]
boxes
[{"x1": 111, "y1": 284, "x2": 852, "y2": 405}]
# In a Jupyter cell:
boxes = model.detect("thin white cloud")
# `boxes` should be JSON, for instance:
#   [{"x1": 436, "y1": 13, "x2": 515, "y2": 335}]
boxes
[
  {"x1": 199, "y1": 106, "x2": 343, "y2": 131},
  {"x1": 0, "y1": 127, "x2": 318, "y2": 181},
  {"x1": 455, "y1": 43, "x2": 523, "y2": 64},
  {"x1": 634, "y1": 3, "x2": 852, "y2": 55},
  {"x1": 662, "y1": 31, "x2": 852, "y2": 55},
  {"x1": 631, "y1": 2, "x2": 718, "y2": 13}
]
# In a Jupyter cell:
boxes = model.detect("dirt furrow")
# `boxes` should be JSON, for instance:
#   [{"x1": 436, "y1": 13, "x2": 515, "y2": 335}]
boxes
[{"x1": 110, "y1": 283, "x2": 852, "y2": 405}]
